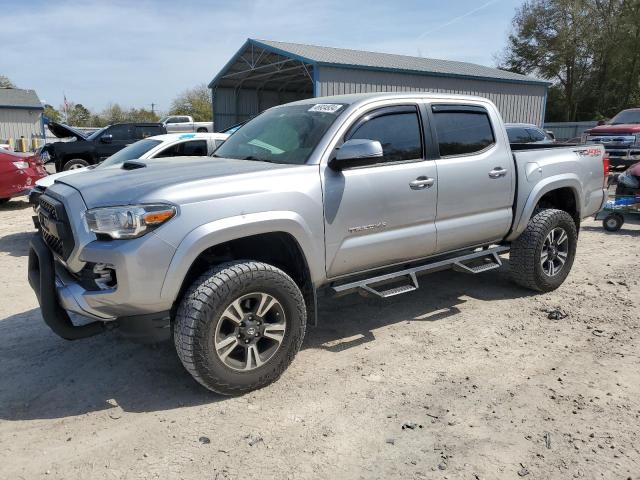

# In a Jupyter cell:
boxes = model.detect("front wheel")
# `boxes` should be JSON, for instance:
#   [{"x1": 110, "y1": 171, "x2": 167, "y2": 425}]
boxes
[
  {"x1": 63, "y1": 158, "x2": 90, "y2": 170},
  {"x1": 174, "y1": 261, "x2": 307, "y2": 395},
  {"x1": 510, "y1": 209, "x2": 578, "y2": 292}
]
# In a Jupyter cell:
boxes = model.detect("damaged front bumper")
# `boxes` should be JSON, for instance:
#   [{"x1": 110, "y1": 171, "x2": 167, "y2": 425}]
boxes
[{"x1": 28, "y1": 235, "x2": 172, "y2": 343}]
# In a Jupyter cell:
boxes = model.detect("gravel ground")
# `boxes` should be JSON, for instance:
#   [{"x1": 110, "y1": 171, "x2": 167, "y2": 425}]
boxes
[{"x1": 0, "y1": 197, "x2": 638, "y2": 480}]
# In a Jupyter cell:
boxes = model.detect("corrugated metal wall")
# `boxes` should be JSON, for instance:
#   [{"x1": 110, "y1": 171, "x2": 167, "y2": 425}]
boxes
[
  {"x1": 0, "y1": 108, "x2": 43, "y2": 141},
  {"x1": 212, "y1": 67, "x2": 547, "y2": 130},
  {"x1": 317, "y1": 67, "x2": 547, "y2": 125},
  {"x1": 213, "y1": 87, "x2": 313, "y2": 131}
]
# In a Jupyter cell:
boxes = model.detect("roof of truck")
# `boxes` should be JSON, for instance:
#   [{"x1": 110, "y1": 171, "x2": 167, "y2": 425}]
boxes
[{"x1": 287, "y1": 91, "x2": 495, "y2": 107}]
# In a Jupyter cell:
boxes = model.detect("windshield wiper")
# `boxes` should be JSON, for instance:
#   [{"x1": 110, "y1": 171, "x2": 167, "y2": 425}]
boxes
[{"x1": 240, "y1": 156, "x2": 276, "y2": 163}]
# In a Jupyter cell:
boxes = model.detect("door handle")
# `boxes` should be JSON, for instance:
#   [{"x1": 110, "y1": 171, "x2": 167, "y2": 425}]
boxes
[
  {"x1": 409, "y1": 176, "x2": 435, "y2": 190},
  {"x1": 488, "y1": 167, "x2": 508, "y2": 178}
]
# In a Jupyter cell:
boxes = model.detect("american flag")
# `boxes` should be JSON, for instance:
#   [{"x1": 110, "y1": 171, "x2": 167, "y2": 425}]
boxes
[{"x1": 63, "y1": 93, "x2": 69, "y2": 122}]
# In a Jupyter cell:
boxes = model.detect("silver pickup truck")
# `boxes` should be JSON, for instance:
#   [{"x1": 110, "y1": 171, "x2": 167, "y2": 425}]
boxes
[{"x1": 28, "y1": 93, "x2": 608, "y2": 394}]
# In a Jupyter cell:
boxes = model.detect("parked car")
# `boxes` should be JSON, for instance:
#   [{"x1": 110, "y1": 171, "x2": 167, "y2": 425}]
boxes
[
  {"x1": 29, "y1": 132, "x2": 229, "y2": 206},
  {"x1": 0, "y1": 148, "x2": 47, "y2": 204},
  {"x1": 28, "y1": 93, "x2": 607, "y2": 394},
  {"x1": 505, "y1": 123, "x2": 555, "y2": 144},
  {"x1": 42, "y1": 122, "x2": 166, "y2": 172},
  {"x1": 583, "y1": 108, "x2": 640, "y2": 167},
  {"x1": 160, "y1": 115, "x2": 214, "y2": 133}
]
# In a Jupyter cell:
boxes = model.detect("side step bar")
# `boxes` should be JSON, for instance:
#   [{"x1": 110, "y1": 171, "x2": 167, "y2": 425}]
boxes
[{"x1": 332, "y1": 245, "x2": 509, "y2": 298}]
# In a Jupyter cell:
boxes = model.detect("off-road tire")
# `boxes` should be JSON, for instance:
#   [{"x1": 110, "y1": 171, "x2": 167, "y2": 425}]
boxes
[
  {"x1": 174, "y1": 261, "x2": 306, "y2": 395},
  {"x1": 62, "y1": 158, "x2": 90, "y2": 171},
  {"x1": 602, "y1": 213, "x2": 624, "y2": 232},
  {"x1": 510, "y1": 209, "x2": 577, "y2": 292}
]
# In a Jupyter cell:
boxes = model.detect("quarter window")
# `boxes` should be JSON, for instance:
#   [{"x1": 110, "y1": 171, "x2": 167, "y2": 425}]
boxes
[
  {"x1": 347, "y1": 109, "x2": 423, "y2": 163},
  {"x1": 432, "y1": 107, "x2": 495, "y2": 156}
]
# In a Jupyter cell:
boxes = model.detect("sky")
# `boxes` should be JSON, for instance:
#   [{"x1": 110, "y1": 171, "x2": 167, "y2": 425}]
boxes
[{"x1": 1, "y1": 0, "x2": 524, "y2": 113}]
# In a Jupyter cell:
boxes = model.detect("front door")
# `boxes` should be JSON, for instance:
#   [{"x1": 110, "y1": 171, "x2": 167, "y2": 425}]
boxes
[
  {"x1": 97, "y1": 124, "x2": 133, "y2": 160},
  {"x1": 429, "y1": 103, "x2": 515, "y2": 253},
  {"x1": 323, "y1": 105, "x2": 438, "y2": 278}
]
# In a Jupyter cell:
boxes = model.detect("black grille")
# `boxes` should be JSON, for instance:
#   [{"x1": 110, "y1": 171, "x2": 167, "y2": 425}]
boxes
[{"x1": 38, "y1": 195, "x2": 75, "y2": 259}]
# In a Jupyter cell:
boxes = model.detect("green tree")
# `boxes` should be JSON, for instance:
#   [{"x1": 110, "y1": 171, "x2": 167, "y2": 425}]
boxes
[
  {"x1": 0, "y1": 75, "x2": 15, "y2": 88},
  {"x1": 67, "y1": 103, "x2": 91, "y2": 126},
  {"x1": 43, "y1": 104, "x2": 61, "y2": 122},
  {"x1": 125, "y1": 107, "x2": 159, "y2": 122},
  {"x1": 169, "y1": 84, "x2": 212, "y2": 121},
  {"x1": 101, "y1": 103, "x2": 126, "y2": 124},
  {"x1": 500, "y1": 0, "x2": 640, "y2": 121}
]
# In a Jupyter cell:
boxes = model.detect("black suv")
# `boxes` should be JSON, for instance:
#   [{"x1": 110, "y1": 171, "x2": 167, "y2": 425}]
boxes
[{"x1": 43, "y1": 122, "x2": 166, "y2": 171}]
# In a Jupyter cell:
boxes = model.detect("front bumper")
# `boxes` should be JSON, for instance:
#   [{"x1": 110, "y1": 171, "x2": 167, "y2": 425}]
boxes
[{"x1": 28, "y1": 235, "x2": 172, "y2": 343}]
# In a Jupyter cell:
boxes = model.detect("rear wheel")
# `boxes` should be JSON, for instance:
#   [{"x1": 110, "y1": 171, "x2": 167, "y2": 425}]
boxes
[
  {"x1": 602, "y1": 213, "x2": 624, "y2": 232},
  {"x1": 196, "y1": 127, "x2": 208, "y2": 133},
  {"x1": 510, "y1": 209, "x2": 577, "y2": 292},
  {"x1": 174, "y1": 260, "x2": 306, "y2": 395},
  {"x1": 63, "y1": 158, "x2": 90, "y2": 171}
]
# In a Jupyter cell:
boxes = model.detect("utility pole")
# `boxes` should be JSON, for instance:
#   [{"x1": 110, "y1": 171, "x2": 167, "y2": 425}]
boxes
[{"x1": 150, "y1": 103, "x2": 156, "y2": 114}]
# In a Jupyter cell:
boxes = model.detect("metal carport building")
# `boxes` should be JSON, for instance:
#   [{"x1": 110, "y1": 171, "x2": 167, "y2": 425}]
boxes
[{"x1": 209, "y1": 39, "x2": 549, "y2": 132}]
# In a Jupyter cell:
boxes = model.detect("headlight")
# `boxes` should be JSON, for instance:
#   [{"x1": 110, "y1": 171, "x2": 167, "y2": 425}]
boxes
[
  {"x1": 85, "y1": 204, "x2": 176, "y2": 239},
  {"x1": 12, "y1": 161, "x2": 29, "y2": 169}
]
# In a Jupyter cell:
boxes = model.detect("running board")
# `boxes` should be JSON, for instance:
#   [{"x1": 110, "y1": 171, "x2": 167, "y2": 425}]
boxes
[{"x1": 331, "y1": 246, "x2": 509, "y2": 298}]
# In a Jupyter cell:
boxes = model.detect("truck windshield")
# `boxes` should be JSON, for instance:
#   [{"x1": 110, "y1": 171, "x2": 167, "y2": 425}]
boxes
[
  {"x1": 610, "y1": 110, "x2": 640, "y2": 125},
  {"x1": 213, "y1": 103, "x2": 347, "y2": 164},
  {"x1": 98, "y1": 139, "x2": 162, "y2": 168}
]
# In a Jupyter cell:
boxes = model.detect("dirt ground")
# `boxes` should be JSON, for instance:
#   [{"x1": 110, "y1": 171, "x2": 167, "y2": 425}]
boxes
[{"x1": 0, "y1": 197, "x2": 638, "y2": 480}]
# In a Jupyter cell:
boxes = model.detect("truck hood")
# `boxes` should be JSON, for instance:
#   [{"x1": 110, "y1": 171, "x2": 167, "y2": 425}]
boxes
[
  {"x1": 47, "y1": 122, "x2": 88, "y2": 140},
  {"x1": 586, "y1": 124, "x2": 640, "y2": 135},
  {"x1": 55, "y1": 157, "x2": 292, "y2": 208}
]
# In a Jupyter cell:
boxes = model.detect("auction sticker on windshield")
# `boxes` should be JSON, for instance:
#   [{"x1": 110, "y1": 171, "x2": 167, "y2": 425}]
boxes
[{"x1": 308, "y1": 104, "x2": 343, "y2": 113}]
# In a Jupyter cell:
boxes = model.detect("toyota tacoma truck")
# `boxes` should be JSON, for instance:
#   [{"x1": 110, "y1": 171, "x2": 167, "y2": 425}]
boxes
[
  {"x1": 583, "y1": 108, "x2": 640, "y2": 168},
  {"x1": 28, "y1": 93, "x2": 608, "y2": 395},
  {"x1": 160, "y1": 115, "x2": 214, "y2": 133}
]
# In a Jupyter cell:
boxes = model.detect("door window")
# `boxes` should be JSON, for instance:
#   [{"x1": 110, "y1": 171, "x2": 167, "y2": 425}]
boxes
[
  {"x1": 106, "y1": 124, "x2": 131, "y2": 141},
  {"x1": 346, "y1": 107, "x2": 423, "y2": 163},
  {"x1": 135, "y1": 125, "x2": 163, "y2": 139},
  {"x1": 154, "y1": 140, "x2": 208, "y2": 158},
  {"x1": 432, "y1": 106, "x2": 495, "y2": 156}
]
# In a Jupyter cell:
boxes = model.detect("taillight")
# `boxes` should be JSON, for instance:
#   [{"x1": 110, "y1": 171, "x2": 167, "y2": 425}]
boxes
[{"x1": 603, "y1": 154, "x2": 610, "y2": 188}]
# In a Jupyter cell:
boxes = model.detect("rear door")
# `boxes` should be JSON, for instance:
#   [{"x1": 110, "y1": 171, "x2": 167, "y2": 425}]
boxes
[
  {"x1": 323, "y1": 104, "x2": 439, "y2": 278},
  {"x1": 430, "y1": 103, "x2": 514, "y2": 253}
]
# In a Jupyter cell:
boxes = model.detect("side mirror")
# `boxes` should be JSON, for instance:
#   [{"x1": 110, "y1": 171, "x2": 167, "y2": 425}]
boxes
[
  {"x1": 101, "y1": 134, "x2": 113, "y2": 144},
  {"x1": 329, "y1": 139, "x2": 383, "y2": 170}
]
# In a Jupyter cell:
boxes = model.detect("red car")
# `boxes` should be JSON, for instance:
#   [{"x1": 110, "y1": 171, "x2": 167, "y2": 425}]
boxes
[{"x1": 0, "y1": 148, "x2": 48, "y2": 205}]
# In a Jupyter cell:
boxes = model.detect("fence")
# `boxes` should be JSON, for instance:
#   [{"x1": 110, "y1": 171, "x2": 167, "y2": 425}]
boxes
[
  {"x1": 1, "y1": 126, "x2": 99, "y2": 152},
  {"x1": 543, "y1": 121, "x2": 598, "y2": 141}
]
